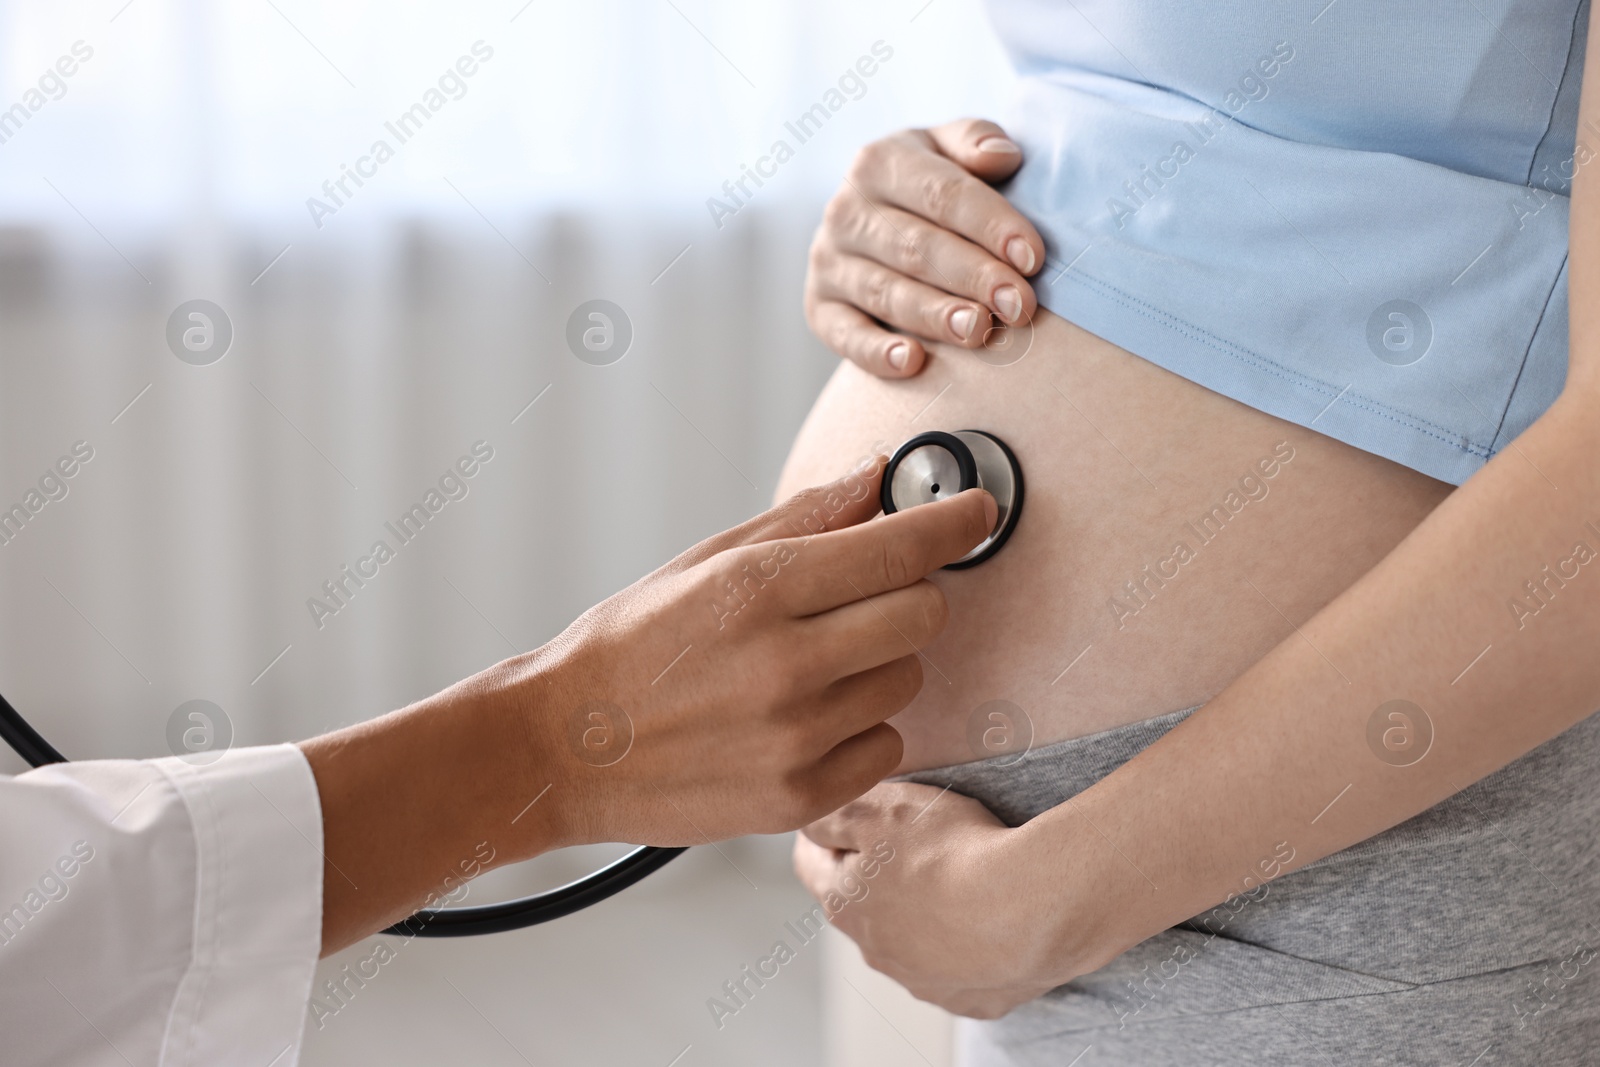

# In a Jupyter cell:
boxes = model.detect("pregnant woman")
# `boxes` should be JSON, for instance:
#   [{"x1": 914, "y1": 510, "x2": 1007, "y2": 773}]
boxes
[{"x1": 780, "y1": 3, "x2": 1600, "y2": 1064}]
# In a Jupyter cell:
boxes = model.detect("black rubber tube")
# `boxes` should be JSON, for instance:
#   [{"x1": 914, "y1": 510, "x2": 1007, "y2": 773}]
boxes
[
  {"x1": 384, "y1": 845, "x2": 688, "y2": 938},
  {"x1": 0, "y1": 691, "x2": 66, "y2": 767}
]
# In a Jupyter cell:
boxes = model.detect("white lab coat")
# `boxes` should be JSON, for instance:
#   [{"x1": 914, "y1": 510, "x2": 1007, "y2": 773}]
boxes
[{"x1": 0, "y1": 745, "x2": 323, "y2": 1066}]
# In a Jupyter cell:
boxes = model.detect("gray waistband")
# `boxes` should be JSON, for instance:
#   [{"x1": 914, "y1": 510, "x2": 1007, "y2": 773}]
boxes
[
  {"x1": 904, "y1": 707, "x2": 1600, "y2": 1065},
  {"x1": 902, "y1": 705, "x2": 1199, "y2": 828}
]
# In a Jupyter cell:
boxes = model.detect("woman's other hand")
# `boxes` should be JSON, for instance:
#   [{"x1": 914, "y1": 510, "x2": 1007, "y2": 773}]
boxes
[
  {"x1": 804, "y1": 119, "x2": 1045, "y2": 378},
  {"x1": 794, "y1": 781, "x2": 1081, "y2": 1018}
]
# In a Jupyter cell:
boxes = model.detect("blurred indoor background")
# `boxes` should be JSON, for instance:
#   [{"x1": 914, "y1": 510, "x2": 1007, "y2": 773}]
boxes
[{"x1": 0, "y1": 1, "x2": 1014, "y2": 1063}]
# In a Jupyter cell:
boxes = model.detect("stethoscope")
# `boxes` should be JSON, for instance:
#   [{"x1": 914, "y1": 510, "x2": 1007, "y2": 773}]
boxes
[
  {"x1": 880, "y1": 429, "x2": 1024, "y2": 566},
  {"x1": 0, "y1": 428, "x2": 1023, "y2": 937}
]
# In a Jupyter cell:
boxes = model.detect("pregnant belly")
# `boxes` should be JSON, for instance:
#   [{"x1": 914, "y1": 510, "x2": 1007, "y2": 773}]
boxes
[{"x1": 777, "y1": 309, "x2": 1452, "y2": 773}]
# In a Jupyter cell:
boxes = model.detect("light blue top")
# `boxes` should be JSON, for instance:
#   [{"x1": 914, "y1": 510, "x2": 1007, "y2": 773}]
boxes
[{"x1": 992, "y1": 0, "x2": 1587, "y2": 484}]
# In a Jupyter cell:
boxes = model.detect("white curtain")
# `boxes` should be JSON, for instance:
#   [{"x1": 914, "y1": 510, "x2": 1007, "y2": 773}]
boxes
[{"x1": 0, "y1": 2, "x2": 1014, "y2": 1064}]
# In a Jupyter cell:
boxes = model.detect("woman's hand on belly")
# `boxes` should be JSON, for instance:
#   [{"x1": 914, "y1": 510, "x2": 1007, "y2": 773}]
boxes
[{"x1": 805, "y1": 119, "x2": 1044, "y2": 378}]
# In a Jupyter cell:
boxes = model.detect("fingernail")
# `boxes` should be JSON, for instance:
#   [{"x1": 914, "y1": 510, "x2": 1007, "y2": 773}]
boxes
[
  {"x1": 949, "y1": 307, "x2": 977, "y2": 341},
  {"x1": 887, "y1": 342, "x2": 910, "y2": 370},
  {"x1": 994, "y1": 285, "x2": 1023, "y2": 323},
  {"x1": 981, "y1": 492, "x2": 999, "y2": 531},
  {"x1": 1005, "y1": 236, "x2": 1036, "y2": 274},
  {"x1": 977, "y1": 137, "x2": 1020, "y2": 155}
]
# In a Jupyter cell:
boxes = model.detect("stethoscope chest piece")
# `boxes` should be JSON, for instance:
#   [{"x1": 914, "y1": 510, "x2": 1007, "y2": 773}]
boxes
[{"x1": 881, "y1": 429, "x2": 1024, "y2": 569}]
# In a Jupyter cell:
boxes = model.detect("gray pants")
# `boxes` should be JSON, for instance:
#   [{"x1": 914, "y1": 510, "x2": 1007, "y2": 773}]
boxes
[{"x1": 905, "y1": 707, "x2": 1600, "y2": 1066}]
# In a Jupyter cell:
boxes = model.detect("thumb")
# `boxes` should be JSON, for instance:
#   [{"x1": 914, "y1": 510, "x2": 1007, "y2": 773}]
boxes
[{"x1": 928, "y1": 118, "x2": 1024, "y2": 183}]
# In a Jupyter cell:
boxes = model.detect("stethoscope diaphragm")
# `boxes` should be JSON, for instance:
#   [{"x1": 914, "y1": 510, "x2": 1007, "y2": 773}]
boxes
[{"x1": 881, "y1": 429, "x2": 1024, "y2": 569}]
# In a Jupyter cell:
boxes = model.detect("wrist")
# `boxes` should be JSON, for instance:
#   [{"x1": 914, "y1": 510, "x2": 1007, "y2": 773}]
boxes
[
  {"x1": 1006, "y1": 805, "x2": 1145, "y2": 986},
  {"x1": 299, "y1": 651, "x2": 575, "y2": 953},
  {"x1": 486, "y1": 628, "x2": 673, "y2": 851},
  {"x1": 444, "y1": 648, "x2": 583, "y2": 857}
]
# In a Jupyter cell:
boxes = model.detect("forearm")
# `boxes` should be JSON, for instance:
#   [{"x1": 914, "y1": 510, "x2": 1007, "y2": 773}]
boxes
[
  {"x1": 299, "y1": 656, "x2": 567, "y2": 955},
  {"x1": 1030, "y1": 388, "x2": 1600, "y2": 977}
]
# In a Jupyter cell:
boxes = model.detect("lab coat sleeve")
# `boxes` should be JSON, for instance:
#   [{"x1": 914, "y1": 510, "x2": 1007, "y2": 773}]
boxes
[{"x1": 0, "y1": 744, "x2": 324, "y2": 1067}]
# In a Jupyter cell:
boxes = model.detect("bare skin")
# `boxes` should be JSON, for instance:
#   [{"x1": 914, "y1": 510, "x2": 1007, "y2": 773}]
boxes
[{"x1": 787, "y1": 41, "x2": 1600, "y2": 1018}]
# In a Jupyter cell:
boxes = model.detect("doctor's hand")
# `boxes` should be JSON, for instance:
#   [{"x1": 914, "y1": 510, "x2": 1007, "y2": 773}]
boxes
[
  {"x1": 805, "y1": 119, "x2": 1045, "y2": 379},
  {"x1": 793, "y1": 781, "x2": 1075, "y2": 1019},
  {"x1": 302, "y1": 458, "x2": 997, "y2": 952},
  {"x1": 520, "y1": 459, "x2": 997, "y2": 848}
]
